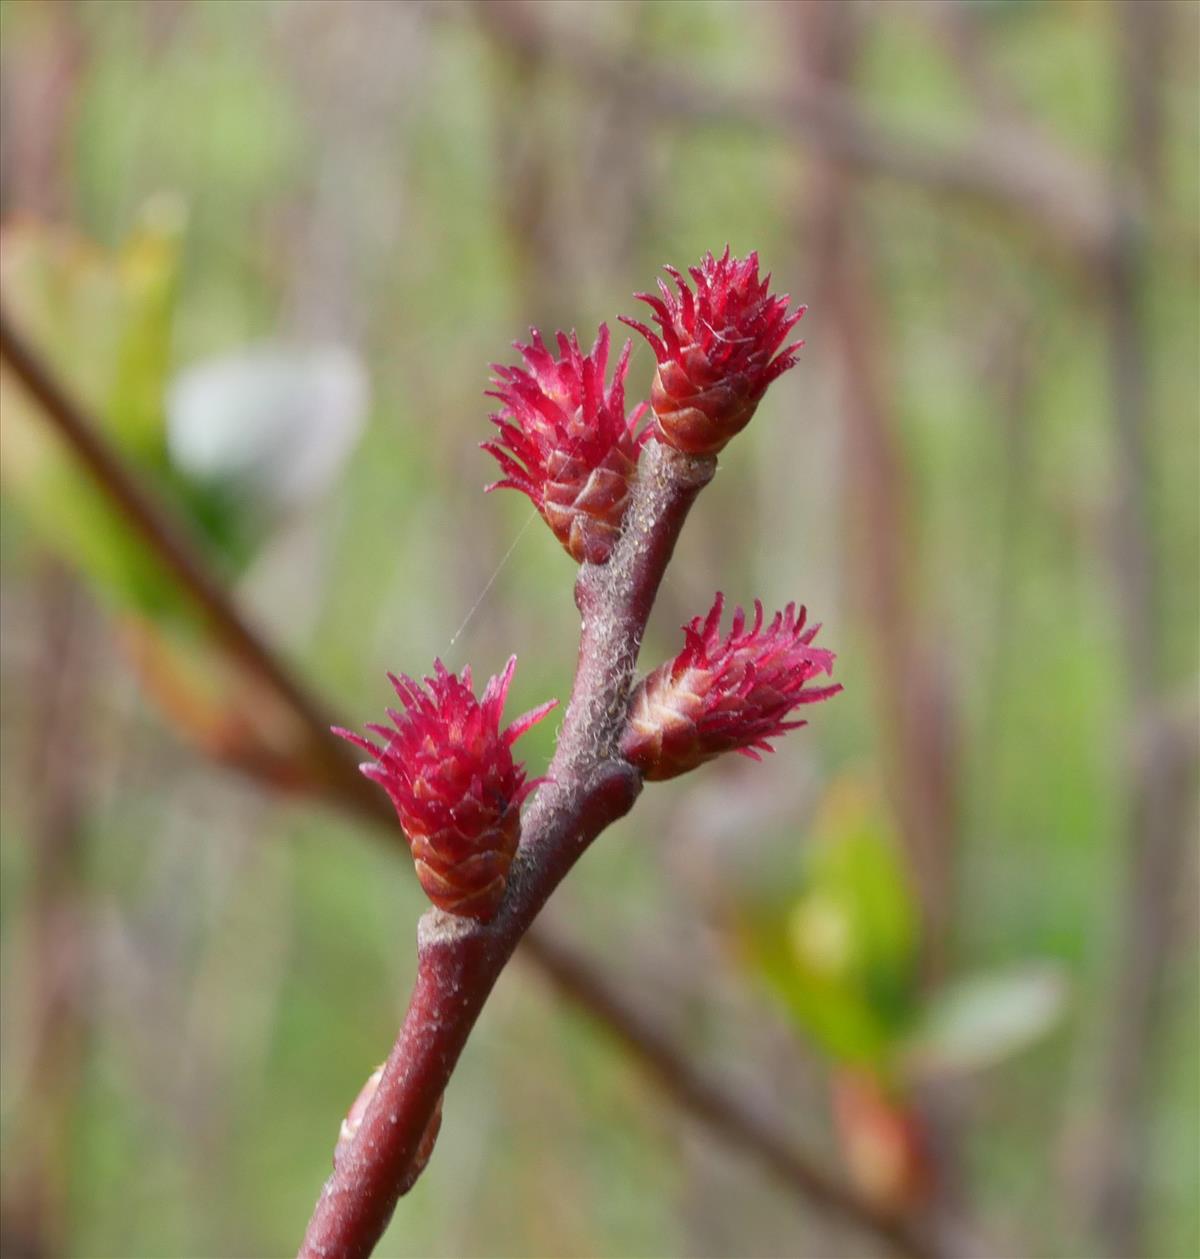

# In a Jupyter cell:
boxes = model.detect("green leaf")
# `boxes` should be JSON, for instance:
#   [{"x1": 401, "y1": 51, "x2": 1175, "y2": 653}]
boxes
[
  {"x1": 110, "y1": 196, "x2": 188, "y2": 457},
  {"x1": 733, "y1": 776, "x2": 921, "y2": 1069},
  {"x1": 902, "y1": 963, "x2": 1070, "y2": 1078},
  {"x1": 740, "y1": 895, "x2": 898, "y2": 1068},
  {"x1": 0, "y1": 210, "x2": 192, "y2": 620}
]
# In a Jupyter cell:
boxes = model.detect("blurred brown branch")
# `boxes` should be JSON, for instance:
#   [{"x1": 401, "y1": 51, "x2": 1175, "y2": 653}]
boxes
[
  {"x1": 522, "y1": 925, "x2": 937, "y2": 1256},
  {"x1": 1079, "y1": 4, "x2": 1200, "y2": 1253},
  {"x1": 470, "y1": 0, "x2": 1128, "y2": 266},
  {"x1": 791, "y1": 0, "x2": 961, "y2": 993},
  {"x1": 788, "y1": 5, "x2": 975, "y2": 1253},
  {"x1": 0, "y1": 304, "x2": 350, "y2": 793},
  {"x1": 0, "y1": 304, "x2": 932, "y2": 1256},
  {"x1": 0, "y1": 567, "x2": 93, "y2": 1259}
]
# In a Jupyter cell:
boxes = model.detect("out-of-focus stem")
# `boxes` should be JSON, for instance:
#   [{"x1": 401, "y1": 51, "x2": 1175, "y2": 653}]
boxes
[
  {"x1": 2, "y1": 568, "x2": 92, "y2": 1256},
  {"x1": 471, "y1": 0, "x2": 1126, "y2": 266},
  {"x1": 787, "y1": 5, "x2": 971, "y2": 1249},
  {"x1": 1082, "y1": 6, "x2": 1198, "y2": 1254},
  {"x1": 520, "y1": 927, "x2": 935, "y2": 1257},
  {"x1": 0, "y1": 306, "x2": 360, "y2": 803},
  {"x1": 790, "y1": 0, "x2": 960, "y2": 988}
]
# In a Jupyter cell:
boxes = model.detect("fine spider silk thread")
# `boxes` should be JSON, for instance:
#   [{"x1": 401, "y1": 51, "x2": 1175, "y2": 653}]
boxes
[
  {"x1": 446, "y1": 338, "x2": 656, "y2": 653},
  {"x1": 446, "y1": 504, "x2": 543, "y2": 649}
]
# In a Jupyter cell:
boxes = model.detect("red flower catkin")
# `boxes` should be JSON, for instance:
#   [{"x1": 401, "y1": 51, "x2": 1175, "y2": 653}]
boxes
[
  {"x1": 620, "y1": 246, "x2": 805, "y2": 456},
  {"x1": 482, "y1": 324, "x2": 649, "y2": 564},
  {"x1": 620, "y1": 593, "x2": 840, "y2": 781},
  {"x1": 335, "y1": 658, "x2": 555, "y2": 921}
]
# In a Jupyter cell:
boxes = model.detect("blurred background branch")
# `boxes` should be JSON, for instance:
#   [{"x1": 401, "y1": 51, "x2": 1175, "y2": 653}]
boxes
[
  {"x1": 1073, "y1": 4, "x2": 1200, "y2": 1255},
  {"x1": 470, "y1": 0, "x2": 1131, "y2": 266}
]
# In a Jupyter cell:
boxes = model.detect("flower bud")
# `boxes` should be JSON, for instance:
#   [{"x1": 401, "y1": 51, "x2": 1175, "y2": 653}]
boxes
[
  {"x1": 335, "y1": 658, "x2": 555, "y2": 920},
  {"x1": 832, "y1": 1071, "x2": 934, "y2": 1214},
  {"x1": 483, "y1": 325, "x2": 649, "y2": 564},
  {"x1": 335, "y1": 1068, "x2": 442, "y2": 1196},
  {"x1": 620, "y1": 593, "x2": 840, "y2": 781},
  {"x1": 620, "y1": 247, "x2": 805, "y2": 456}
]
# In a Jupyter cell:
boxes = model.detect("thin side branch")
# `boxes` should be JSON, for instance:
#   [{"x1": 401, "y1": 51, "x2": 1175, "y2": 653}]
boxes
[
  {"x1": 520, "y1": 927, "x2": 934, "y2": 1258},
  {"x1": 0, "y1": 305, "x2": 342, "y2": 764}
]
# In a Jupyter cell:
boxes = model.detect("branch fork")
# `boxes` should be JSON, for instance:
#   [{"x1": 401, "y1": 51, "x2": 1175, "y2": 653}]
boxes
[
  {"x1": 0, "y1": 271, "x2": 924, "y2": 1259},
  {"x1": 299, "y1": 250, "x2": 851, "y2": 1257},
  {"x1": 300, "y1": 440, "x2": 713, "y2": 1259}
]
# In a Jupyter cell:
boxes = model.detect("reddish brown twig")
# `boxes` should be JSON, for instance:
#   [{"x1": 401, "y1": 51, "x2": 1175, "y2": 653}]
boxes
[
  {"x1": 298, "y1": 439, "x2": 715, "y2": 1257},
  {"x1": 2, "y1": 303, "x2": 934, "y2": 1259}
]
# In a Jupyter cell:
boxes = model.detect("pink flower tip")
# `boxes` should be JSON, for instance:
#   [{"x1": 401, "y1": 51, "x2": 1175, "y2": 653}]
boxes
[
  {"x1": 482, "y1": 323, "x2": 650, "y2": 564},
  {"x1": 335, "y1": 656, "x2": 556, "y2": 920},
  {"x1": 619, "y1": 246, "x2": 805, "y2": 456},
  {"x1": 620, "y1": 591, "x2": 841, "y2": 781}
]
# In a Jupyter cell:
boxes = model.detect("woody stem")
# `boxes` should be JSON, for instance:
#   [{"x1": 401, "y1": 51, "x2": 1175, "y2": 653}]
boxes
[
  {"x1": 297, "y1": 442, "x2": 715, "y2": 1259},
  {"x1": 0, "y1": 308, "x2": 936, "y2": 1259}
]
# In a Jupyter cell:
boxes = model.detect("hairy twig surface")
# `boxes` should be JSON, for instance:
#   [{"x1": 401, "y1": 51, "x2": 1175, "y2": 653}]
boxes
[{"x1": 298, "y1": 441, "x2": 715, "y2": 1258}]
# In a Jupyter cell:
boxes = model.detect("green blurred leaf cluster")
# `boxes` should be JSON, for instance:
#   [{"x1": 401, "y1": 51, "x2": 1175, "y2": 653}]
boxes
[
  {"x1": 736, "y1": 778, "x2": 918, "y2": 1070},
  {"x1": 735, "y1": 776, "x2": 1066, "y2": 1083},
  {"x1": 0, "y1": 203, "x2": 198, "y2": 620}
]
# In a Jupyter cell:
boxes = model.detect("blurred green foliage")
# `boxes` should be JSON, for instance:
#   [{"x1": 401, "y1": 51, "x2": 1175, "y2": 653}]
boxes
[
  {"x1": 736, "y1": 779, "x2": 921, "y2": 1070},
  {"x1": 735, "y1": 777, "x2": 1066, "y2": 1084},
  {"x1": 0, "y1": 207, "x2": 191, "y2": 616}
]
